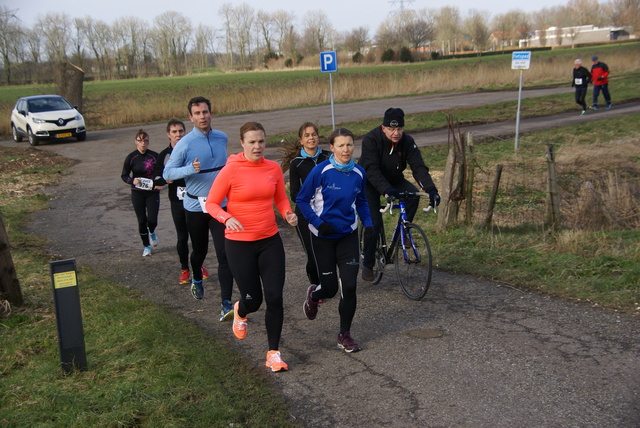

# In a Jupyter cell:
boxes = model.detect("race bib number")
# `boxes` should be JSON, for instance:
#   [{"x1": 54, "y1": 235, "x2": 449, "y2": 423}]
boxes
[
  {"x1": 176, "y1": 186, "x2": 186, "y2": 200},
  {"x1": 135, "y1": 177, "x2": 153, "y2": 190},
  {"x1": 574, "y1": 78, "x2": 583, "y2": 85},
  {"x1": 198, "y1": 196, "x2": 208, "y2": 213}
]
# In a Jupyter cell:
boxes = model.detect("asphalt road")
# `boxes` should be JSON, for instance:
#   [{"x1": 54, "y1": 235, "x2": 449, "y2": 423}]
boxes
[{"x1": 3, "y1": 88, "x2": 639, "y2": 427}]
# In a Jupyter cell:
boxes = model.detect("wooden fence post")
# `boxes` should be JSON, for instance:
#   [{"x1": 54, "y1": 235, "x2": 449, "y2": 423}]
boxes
[
  {"x1": 465, "y1": 132, "x2": 475, "y2": 226},
  {"x1": 545, "y1": 143, "x2": 561, "y2": 231},
  {"x1": 483, "y1": 164, "x2": 503, "y2": 229}
]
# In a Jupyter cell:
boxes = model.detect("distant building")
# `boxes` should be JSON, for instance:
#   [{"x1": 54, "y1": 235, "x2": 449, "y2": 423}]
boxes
[{"x1": 521, "y1": 25, "x2": 634, "y2": 48}]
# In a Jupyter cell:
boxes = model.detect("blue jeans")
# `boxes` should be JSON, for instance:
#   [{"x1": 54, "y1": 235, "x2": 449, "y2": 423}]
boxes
[{"x1": 592, "y1": 84, "x2": 611, "y2": 107}]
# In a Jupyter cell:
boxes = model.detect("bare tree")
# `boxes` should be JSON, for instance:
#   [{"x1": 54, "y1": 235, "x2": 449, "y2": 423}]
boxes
[
  {"x1": 84, "y1": 18, "x2": 113, "y2": 80},
  {"x1": 607, "y1": 0, "x2": 640, "y2": 29},
  {"x1": 272, "y1": 9, "x2": 296, "y2": 56},
  {"x1": 403, "y1": 10, "x2": 436, "y2": 50},
  {"x1": 465, "y1": 10, "x2": 491, "y2": 53},
  {"x1": 342, "y1": 26, "x2": 369, "y2": 54},
  {"x1": 257, "y1": 10, "x2": 276, "y2": 60},
  {"x1": 36, "y1": 13, "x2": 71, "y2": 63},
  {"x1": 113, "y1": 17, "x2": 150, "y2": 77},
  {"x1": 301, "y1": 10, "x2": 333, "y2": 55},
  {"x1": 375, "y1": 18, "x2": 401, "y2": 51},
  {"x1": 436, "y1": 6, "x2": 462, "y2": 54},
  {"x1": 193, "y1": 24, "x2": 217, "y2": 70},
  {"x1": 568, "y1": 0, "x2": 607, "y2": 26},
  {"x1": 0, "y1": 6, "x2": 23, "y2": 84},
  {"x1": 152, "y1": 12, "x2": 192, "y2": 75},
  {"x1": 0, "y1": 213, "x2": 23, "y2": 307}
]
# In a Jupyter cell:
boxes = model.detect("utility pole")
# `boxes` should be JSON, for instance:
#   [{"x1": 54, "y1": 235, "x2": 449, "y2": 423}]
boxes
[{"x1": 389, "y1": 0, "x2": 415, "y2": 14}]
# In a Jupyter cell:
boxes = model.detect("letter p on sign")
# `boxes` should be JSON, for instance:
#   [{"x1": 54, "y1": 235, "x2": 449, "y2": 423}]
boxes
[{"x1": 320, "y1": 51, "x2": 338, "y2": 73}]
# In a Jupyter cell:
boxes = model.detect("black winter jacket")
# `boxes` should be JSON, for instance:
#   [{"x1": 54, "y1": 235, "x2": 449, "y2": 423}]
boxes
[
  {"x1": 572, "y1": 66, "x2": 591, "y2": 89},
  {"x1": 358, "y1": 126, "x2": 436, "y2": 194}
]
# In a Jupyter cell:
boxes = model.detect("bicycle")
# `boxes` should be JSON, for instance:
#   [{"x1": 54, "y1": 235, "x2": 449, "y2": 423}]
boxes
[{"x1": 360, "y1": 191, "x2": 433, "y2": 300}]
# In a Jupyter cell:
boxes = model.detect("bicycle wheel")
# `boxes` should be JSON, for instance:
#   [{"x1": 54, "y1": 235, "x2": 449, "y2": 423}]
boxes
[
  {"x1": 359, "y1": 224, "x2": 386, "y2": 284},
  {"x1": 394, "y1": 223, "x2": 432, "y2": 300}
]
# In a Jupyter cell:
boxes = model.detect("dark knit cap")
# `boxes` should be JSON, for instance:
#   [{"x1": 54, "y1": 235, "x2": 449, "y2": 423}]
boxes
[
  {"x1": 592, "y1": 56, "x2": 598, "y2": 61},
  {"x1": 382, "y1": 108, "x2": 404, "y2": 127}
]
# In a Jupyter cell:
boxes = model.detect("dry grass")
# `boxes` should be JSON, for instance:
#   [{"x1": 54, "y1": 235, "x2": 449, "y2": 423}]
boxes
[
  {"x1": 2, "y1": 45, "x2": 639, "y2": 136},
  {"x1": 466, "y1": 134, "x2": 640, "y2": 231}
]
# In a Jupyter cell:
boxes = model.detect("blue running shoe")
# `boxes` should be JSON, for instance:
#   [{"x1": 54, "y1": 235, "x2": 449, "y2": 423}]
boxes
[
  {"x1": 191, "y1": 280, "x2": 204, "y2": 300},
  {"x1": 149, "y1": 232, "x2": 158, "y2": 247},
  {"x1": 142, "y1": 246, "x2": 151, "y2": 257},
  {"x1": 606, "y1": 104, "x2": 612, "y2": 110},
  {"x1": 220, "y1": 299, "x2": 234, "y2": 321}
]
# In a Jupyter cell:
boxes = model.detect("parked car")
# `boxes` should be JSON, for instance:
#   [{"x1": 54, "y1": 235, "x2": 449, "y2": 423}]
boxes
[{"x1": 11, "y1": 95, "x2": 86, "y2": 146}]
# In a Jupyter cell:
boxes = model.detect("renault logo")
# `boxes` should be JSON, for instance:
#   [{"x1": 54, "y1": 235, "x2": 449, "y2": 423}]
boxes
[{"x1": 57, "y1": 118, "x2": 64, "y2": 126}]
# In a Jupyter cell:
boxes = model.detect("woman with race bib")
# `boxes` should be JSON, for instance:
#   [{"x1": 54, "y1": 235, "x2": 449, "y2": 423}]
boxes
[{"x1": 121, "y1": 129, "x2": 162, "y2": 257}]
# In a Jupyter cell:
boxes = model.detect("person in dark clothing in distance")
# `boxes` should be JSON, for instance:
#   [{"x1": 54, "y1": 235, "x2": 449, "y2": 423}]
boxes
[
  {"x1": 571, "y1": 59, "x2": 591, "y2": 115},
  {"x1": 154, "y1": 118, "x2": 209, "y2": 285},
  {"x1": 358, "y1": 108, "x2": 440, "y2": 282},
  {"x1": 590, "y1": 56, "x2": 612, "y2": 110}
]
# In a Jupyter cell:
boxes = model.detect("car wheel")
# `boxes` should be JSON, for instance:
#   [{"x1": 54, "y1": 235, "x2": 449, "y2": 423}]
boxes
[
  {"x1": 12, "y1": 124, "x2": 23, "y2": 142},
  {"x1": 28, "y1": 128, "x2": 40, "y2": 146},
  {"x1": 76, "y1": 132, "x2": 86, "y2": 142}
]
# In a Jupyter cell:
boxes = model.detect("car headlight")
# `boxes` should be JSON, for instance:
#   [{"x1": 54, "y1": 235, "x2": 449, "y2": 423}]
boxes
[
  {"x1": 32, "y1": 117, "x2": 45, "y2": 124},
  {"x1": 75, "y1": 114, "x2": 83, "y2": 121}
]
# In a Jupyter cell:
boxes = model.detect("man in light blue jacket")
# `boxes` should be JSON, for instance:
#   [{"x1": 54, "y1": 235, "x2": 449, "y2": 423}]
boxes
[{"x1": 163, "y1": 96, "x2": 234, "y2": 321}]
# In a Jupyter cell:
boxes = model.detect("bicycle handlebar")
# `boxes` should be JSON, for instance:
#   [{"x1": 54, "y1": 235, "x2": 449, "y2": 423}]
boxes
[{"x1": 380, "y1": 191, "x2": 435, "y2": 214}]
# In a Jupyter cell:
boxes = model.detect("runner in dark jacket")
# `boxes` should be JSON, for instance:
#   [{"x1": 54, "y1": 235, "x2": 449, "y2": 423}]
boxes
[
  {"x1": 571, "y1": 59, "x2": 591, "y2": 115},
  {"x1": 288, "y1": 122, "x2": 331, "y2": 288}
]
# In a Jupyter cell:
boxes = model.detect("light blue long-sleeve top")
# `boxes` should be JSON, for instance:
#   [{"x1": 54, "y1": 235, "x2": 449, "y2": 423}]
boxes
[{"x1": 163, "y1": 127, "x2": 228, "y2": 212}]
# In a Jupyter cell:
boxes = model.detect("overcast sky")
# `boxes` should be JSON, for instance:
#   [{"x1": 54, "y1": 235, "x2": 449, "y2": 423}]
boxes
[{"x1": 5, "y1": 0, "x2": 571, "y2": 35}]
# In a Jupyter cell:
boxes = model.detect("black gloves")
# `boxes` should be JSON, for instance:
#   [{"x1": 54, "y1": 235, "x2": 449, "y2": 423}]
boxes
[
  {"x1": 318, "y1": 222, "x2": 335, "y2": 236},
  {"x1": 428, "y1": 189, "x2": 441, "y2": 207},
  {"x1": 384, "y1": 187, "x2": 400, "y2": 200},
  {"x1": 363, "y1": 226, "x2": 374, "y2": 242}
]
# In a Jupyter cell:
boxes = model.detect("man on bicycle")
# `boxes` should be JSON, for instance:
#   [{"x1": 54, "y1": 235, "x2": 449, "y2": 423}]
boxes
[{"x1": 358, "y1": 107, "x2": 440, "y2": 282}]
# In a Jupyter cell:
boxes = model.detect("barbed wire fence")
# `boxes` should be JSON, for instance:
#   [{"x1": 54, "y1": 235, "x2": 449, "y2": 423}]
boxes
[{"x1": 435, "y1": 123, "x2": 640, "y2": 232}]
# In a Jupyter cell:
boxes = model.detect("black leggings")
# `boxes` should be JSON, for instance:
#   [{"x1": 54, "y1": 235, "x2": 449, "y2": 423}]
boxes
[
  {"x1": 184, "y1": 210, "x2": 233, "y2": 301},
  {"x1": 574, "y1": 88, "x2": 587, "y2": 110},
  {"x1": 131, "y1": 190, "x2": 159, "y2": 247},
  {"x1": 295, "y1": 210, "x2": 321, "y2": 285},
  {"x1": 226, "y1": 234, "x2": 286, "y2": 351},
  {"x1": 170, "y1": 199, "x2": 189, "y2": 270},
  {"x1": 310, "y1": 231, "x2": 359, "y2": 334}
]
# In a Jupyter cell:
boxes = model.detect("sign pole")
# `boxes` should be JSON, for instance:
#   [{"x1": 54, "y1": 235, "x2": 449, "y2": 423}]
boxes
[
  {"x1": 515, "y1": 70, "x2": 523, "y2": 150},
  {"x1": 511, "y1": 51, "x2": 531, "y2": 151},
  {"x1": 319, "y1": 50, "x2": 338, "y2": 130},
  {"x1": 329, "y1": 73, "x2": 335, "y2": 130}
]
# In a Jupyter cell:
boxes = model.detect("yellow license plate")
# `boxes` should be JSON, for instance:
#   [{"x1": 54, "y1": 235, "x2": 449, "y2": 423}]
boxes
[{"x1": 56, "y1": 133, "x2": 72, "y2": 138}]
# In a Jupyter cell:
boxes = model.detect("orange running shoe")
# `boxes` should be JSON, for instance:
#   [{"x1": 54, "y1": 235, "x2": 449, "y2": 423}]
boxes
[
  {"x1": 201, "y1": 265, "x2": 209, "y2": 279},
  {"x1": 265, "y1": 350, "x2": 288, "y2": 372},
  {"x1": 179, "y1": 269, "x2": 190, "y2": 285},
  {"x1": 232, "y1": 301, "x2": 247, "y2": 339}
]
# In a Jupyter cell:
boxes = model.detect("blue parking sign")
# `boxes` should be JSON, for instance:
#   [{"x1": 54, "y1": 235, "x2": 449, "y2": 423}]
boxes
[{"x1": 320, "y1": 51, "x2": 338, "y2": 73}]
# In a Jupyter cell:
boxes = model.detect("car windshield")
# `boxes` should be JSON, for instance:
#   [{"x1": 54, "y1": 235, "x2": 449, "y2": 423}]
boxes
[{"x1": 28, "y1": 97, "x2": 73, "y2": 113}]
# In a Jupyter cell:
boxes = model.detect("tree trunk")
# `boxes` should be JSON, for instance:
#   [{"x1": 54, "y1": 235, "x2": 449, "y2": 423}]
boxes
[
  {"x1": 0, "y1": 213, "x2": 23, "y2": 306},
  {"x1": 54, "y1": 62, "x2": 85, "y2": 112}
]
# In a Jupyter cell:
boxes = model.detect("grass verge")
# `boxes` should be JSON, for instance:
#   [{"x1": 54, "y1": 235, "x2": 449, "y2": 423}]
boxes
[
  {"x1": 0, "y1": 149, "x2": 296, "y2": 427},
  {"x1": 410, "y1": 114, "x2": 640, "y2": 312}
]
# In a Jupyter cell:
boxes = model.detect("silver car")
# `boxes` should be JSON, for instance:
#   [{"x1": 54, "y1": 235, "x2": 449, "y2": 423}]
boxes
[{"x1": 11, "y1": 95, "x2": 87, "y2": 146}]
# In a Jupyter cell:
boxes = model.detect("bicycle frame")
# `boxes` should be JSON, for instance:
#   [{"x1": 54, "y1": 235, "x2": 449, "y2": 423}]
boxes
[{"x1": 384, "y1": 198, "x2": 422, "y2": 264}]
